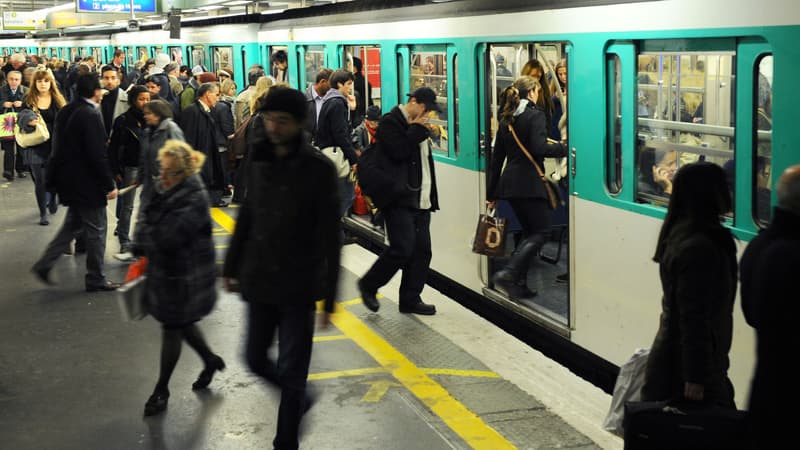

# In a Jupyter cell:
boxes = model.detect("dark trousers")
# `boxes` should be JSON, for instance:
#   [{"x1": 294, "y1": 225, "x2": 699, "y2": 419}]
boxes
[
  {"x1": 360, "y1": 207, "x2": 431, "y2": 306},
  {"x1": 28, "y1": 163, "x2": 52, "y2": 219},
  {"x1": 2, "y1": 139, "x2": 24, "y2": 176},
  {"x1": 115, "y1": 166, "x2": 138, "y2": 248},
  {"x1": 245, "y1": 301, "x2": 315, "y2": 450},
  {"x1": 33, "y1": 205, "x2": 108, "y2": 287},
  {"x1": 508, "y1": 197, "x2": 552, "y2": 238}
]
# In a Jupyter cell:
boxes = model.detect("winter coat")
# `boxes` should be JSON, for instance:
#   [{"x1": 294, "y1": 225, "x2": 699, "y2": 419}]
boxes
[
  {"x1": 315, "y1": 88, "x2": 358, "y2": 165},
  {"x1": 487, "y1": 102, "x2": 567, "y2": 201},
  {"x1": 740, "y1": 207, "x2": 800, "y2": 441},
  {"x1": 100, "y1": 87, "x2": 128, "y2": 136},
  {"x1": 642, "y1": 222, "x2": 737, "y2": 407},
  {"x1": 138, "y1": 118, "x2": 185, "y2": 202},
  {"x1": 0, "y1": 84, "x2": 27, "y2": 112},
  {"x1": 17, "y1": 103, "x2": 59, "y2": 165},
  {"x1": 179, "y1": 101, "x2": 225, "y2": 190},
  {"x1": 108, "y1": 108, "x2": 145, "y2": 175},
  {"x1": 136, "y1": 174, "x2": 217, "y2": 326},
  {"x1": 223, "y1": 130, "x2": 341, "y2": 312},
  {"x1": 212, "y1": 98, "x2": 235, "y2": 147},
  {"x1": 46, "y1": 98, "x2": 114, "y2": 208}
]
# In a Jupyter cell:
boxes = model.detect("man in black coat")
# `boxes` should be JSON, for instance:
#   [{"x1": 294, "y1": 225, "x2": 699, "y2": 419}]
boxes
[
  {"x1": 740, "y1": 164, "x2": 800, "y2": 447},
  {"x1": 31, "y1": 73, "x2": 120, "y2": 292},
  {"x1": 1, "y1": 70, "x2": 28, "y2": 181},
  {"x1": 357, "y1": 87, "x2": 440, "y2": 315},
  {"x1": 179, "y1": 82, "x2": 226, "y2": 207},
  {"x1": 223, "y1": 87, "x2": 341, "y2": 450}
]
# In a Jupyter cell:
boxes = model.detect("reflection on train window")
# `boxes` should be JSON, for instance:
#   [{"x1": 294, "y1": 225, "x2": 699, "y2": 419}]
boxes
[
  {"x1": 212, "y1": 46, "x2": 234, "y2": 77},
  {"x1": 754, "y1": 55, "x2": 773, "y2": 226},
  {"x1": 137, "y1": 46, "x2": 149, "y2": 62},
  {"x1": 304, "y1": 45, "x2": 325, "y2": 90},
  {"x1": 270, "y1": 46, "x2": 289, "y2": 84},
  {"x1": 410, "y1": 48, "x2": 448, "y2": 154},
  {"x1": 69, "y1": 48, "x2": 78, "y2": 63},
  {"x1": 154, "y1": 46, "x2": 163, "y2": 56},
  {"x1": 92, "y1": 47, "x2": 103, "y2": 65},
  {"x1": 169, "y1": 46, "x2": 183, "y2": 65},
  {"x1": 452, "y1": 53, "x2": 459, "y2": 156},
  {"x1": 607, "y1": 54, "x2": 622, "y2": 194},
  {"x1": 343, "y1": 45, "x2": 381, "y2": 114},
  {"x1": 636, "y1": 51, "x2": 736, "y2": 210},
  {"x1": 192, "y1": 46, "x2": 205, "y2": 69}
]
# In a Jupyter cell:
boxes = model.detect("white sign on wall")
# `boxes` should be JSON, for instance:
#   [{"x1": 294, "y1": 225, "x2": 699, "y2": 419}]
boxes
[{"x1": 2, "y1": 11, "x2": 46, "y2": 31}]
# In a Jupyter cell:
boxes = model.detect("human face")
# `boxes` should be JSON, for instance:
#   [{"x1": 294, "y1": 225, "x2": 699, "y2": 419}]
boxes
[
  {"x1": 527, "y1": 85, "x2": 541, "y2": 104},
  {"x1": 338, "y1": 79, "x2": 354, "y2": 95},
  {"x1": 159, "y1": 156, "x2": 185, "y2": 190},
  {"x1": 657, "y1": 150, "x2": 678, "y2": 180},
  {"x1": 35, "y1": 77, "x2": 51, "y2": 94},
  {"x1": 528, "y1": 68, "x2": 542, "y2": 81},
  {"x1": 102, "y1": 70, "x2": 120, "y2": 90},
  {"x1": 263, "y1": 111, "x2": 301, "y2": 146},
  {"x1": 316, "y1": 78, "x2": 330, "y2": 96},
  {"x1": 201, "y1": 87, "x2": 219, "y2": 108},
  {"x1": 557, "y1": 67, "x2": 567, "y2": 86},
  {"x1": 143, "y1": 109, "x2": 160, "y2": 126},
  {"x1": 7, "y1": 73, "x2": 21, "y2": 89},
  {"x1": 145, "y1": 82, "x2": 160, "y2": 96},
  {"x1": 134, "y1": 92, "x2": 151, "y2": 111},
  {"x1": 113, "y1": 54, "x2": 124, "y2": 66}
]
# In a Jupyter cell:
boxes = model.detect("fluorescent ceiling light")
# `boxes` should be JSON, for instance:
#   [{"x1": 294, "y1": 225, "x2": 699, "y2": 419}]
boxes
[
  {"x1": 223, "y1": 0, "x2": 251, "y2": 5},
  {"x1": 182, "y1": 8, "x2": 201, "y2": 13},
  {"x1": 200, "y1": 5, "x2": 225, "y2": 10}
]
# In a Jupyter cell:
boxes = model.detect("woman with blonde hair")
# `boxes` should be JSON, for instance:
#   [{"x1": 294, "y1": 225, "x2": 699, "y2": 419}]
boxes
[
  {"x1": 17, "y1": 68, "x2": 67, "y2": 225},
  {"x1": 486, "y1": 76, "x2": 567, "y2": 300},
  {"x1": 249, "y1": 75, "x2": 274, "y2": 115},
  {"x1": 133, "y1": 140, "x2": 223, "y2": 416}
]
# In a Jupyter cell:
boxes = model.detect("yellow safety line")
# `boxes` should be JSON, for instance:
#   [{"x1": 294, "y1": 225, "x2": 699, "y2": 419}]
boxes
[
  {"x1": 210, "y1": 208, "x2": 236, "y2": 233},
  {"x1": 215, "y1": 245, "x2": 229, "y2": 249},
  {"x1": 420, "y1": 368, "x2": 501, "y2": 378},
  {"x1": 307, "y1": 367, "x2": 387, "y2": 381},
  {"x1": 330, "y1": 302, "x2": 515, "y2": 450},
  {"x1": 313, "y1": 334, "x2": 350, "y2": 342},
  {"x1": 340, "y1": 293, "x2": 384, "y2": 307}
]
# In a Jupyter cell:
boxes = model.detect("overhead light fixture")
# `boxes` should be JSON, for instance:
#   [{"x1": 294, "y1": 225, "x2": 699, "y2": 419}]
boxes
[
  {"x1": 200, "y1": 5, "x2": 225, "y2": 10},
  {"x1": 223, "y1": 0, "x2": 251, "y2": 5},
  {"x1": 181, "y1": 8, "x2": 201, "y2": 13}
]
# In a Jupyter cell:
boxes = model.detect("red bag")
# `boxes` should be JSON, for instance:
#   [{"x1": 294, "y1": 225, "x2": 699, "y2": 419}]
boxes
[
  {"x1": 352, "y1": 182, "x2": 369, "y2": 216},
  {"x1": 124, "y1": 257, "x2": 148, "y2": 282}
]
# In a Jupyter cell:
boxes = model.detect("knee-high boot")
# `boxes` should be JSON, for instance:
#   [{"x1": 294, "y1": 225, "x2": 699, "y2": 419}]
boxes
[{"x1": 492, "y1": 232, "x2": 548, "y2": 300}]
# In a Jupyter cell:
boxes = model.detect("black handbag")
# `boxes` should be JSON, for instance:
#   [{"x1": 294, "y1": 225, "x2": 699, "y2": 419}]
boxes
[
  {"x1": 623, "y1": 401, "x2": 748, "y2": 450},
  {"x1": 471, "y1": 208, "x2": 506, "y2": 257}
]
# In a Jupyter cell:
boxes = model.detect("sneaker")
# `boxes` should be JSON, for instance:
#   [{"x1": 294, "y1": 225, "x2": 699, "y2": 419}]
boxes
[{"x1": 113, "y1": 251, "x2": 136, "y2": 262}]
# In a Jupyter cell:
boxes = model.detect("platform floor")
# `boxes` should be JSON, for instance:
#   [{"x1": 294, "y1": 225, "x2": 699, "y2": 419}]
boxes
[{"x1": 0, "y1": 176, "x2": 621, "y2": 449}]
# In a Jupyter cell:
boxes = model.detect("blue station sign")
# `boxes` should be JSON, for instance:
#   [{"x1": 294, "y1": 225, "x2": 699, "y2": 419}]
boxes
[{"x1": 76, "y1": 0, "x2": 158, "y2": 13}]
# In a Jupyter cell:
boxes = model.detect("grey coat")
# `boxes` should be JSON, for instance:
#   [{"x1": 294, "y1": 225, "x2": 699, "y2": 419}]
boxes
[
  {"x1": 135, "y1": 174, "x2": 217, "y2": 325},
  {"x1": 138, "y1": 118, "x2": 185, "y2": 205}
]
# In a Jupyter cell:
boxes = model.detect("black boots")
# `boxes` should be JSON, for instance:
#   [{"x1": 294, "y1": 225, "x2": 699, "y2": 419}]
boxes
[{"x1": 492, "y1": 233, "x2": 547, "y2": 300}]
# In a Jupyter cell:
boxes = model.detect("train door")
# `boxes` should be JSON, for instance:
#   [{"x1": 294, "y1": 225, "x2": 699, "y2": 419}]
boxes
[
  {"x1": 168, "y1": 46, "x2": 184, "y2": 65},
  {"x1": 211, "y1": 46, "x2": 234, "y2": 76},
  {"x1": 479, "y1": 42, "x2": 572, "y2": 329},
  {"x1": 268, "y1": 46, "x2": 289, "y2": 85},
  {"x1": 300, "y1": 45, "x2": 325, "y2": 90},
  {"x1": 191, "y1": 46, "x2": 206, "y2": 70},
  {"x1": 342, "y1": 45, "x2": 382, "y2": 115}
]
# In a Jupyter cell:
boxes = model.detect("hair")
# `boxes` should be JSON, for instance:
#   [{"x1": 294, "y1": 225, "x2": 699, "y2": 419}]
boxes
[
  {"x1": 256, "y1": 85, "x2": 308, "y2": 122},
  {"x1": 330, "y1": 69, "x2": 354, "y2": 90},
  {"x1": 653, "y1": 162, "x2": 732, "y2": 262},
  {"x1": 272, "y1": 50, "x2": 288, "y2": 64},
  {"x1": 158, "y1": 140, "x2": 206, "y2": 177},
  {"x1": 113, "y1": 48, "x2": 124, "y2": 59},
  {"x1": 498, "y1": 76, "x2": 540, "y2": 125},
  {"x1": 100, "y1": 65, "x2": 119, "y2": 76},
  {"x1": 75, "y1": 72, "x2": 101, "y2": 99},
  {"x1": 10, "y1": 53, "x2": 25, "y2": 64},
  {"x1": 248, "y1": 67, "x2": 266, "y2": 86},
  {"x1": 352, "y1": 57, "x2": 363, "y2": 73},
  {"x1": 25, "y1": 68, "x2": 66, "y2": 109},
  {"x1": 553, "y1": 59, "x2": 567, "y2": 92},
  {"x1": 180, "y1": 65, "x2": 190, "y2": 74},
  {"x1": 777, "y1": 165, "x2": 800, "y2": 215},
  {"x1": 250, "y1": 76, "x2": 274, "y2": 113},
  {"x1": 144, "y1": 99, "x2": 173, "y2": 121},
  {"x1": 220, "y1": 78, "x2": 237, "y2": 97},
  {"x1": 196, "y1": 82, "x2": 218, "y2": 99},
  {"x1": 315, "y1": 67, "x2": 333, "y2": 84},
  {"x1": 521, "y1": 59, "x2": 555, "y2": 114},
  {"x1": 127, "y1": 85, "x2": 150, "y2": 111}
]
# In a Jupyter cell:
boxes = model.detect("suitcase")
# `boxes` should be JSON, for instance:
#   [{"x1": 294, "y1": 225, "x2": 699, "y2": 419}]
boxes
[{"x1": 623, "y1": 401, "x2": 748, "y2": 450}]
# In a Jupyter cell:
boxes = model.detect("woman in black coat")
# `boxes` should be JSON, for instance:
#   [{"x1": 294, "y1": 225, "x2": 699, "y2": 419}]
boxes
[
  {"x1": 642, "y1": 162, "x2": 737, "y2": 408},
  {"x1": 486, "y1": 76, "x2": 567, "y2": 300},
  {"x1": 133, "y1": 140, "x2": 223, "y2": 416}
]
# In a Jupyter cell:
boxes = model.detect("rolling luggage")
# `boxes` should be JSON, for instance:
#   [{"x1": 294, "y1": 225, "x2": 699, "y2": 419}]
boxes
[{"x1": 623, "y1": 401, "x2": 748, "y2": 450}]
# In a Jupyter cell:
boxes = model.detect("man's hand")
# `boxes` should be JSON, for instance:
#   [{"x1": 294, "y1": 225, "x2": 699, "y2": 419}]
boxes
[
  {"x1": 12, "y1": 100, "x2": 22, "y2": 108},
  {"x1": 2, "y1": 101, "x2": 11, "y2": 108},
  {"x1": 107, "y1": 188, "x2": 118, "y2": 200},
  {"x1": 346, "y1": 94, "x2": 357, "y2": 111}
]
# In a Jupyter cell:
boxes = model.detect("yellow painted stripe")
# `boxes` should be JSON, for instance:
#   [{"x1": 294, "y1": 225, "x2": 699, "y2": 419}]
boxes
[
  {"x1": 307, "y1": 367, "x2": 387, "y2": 381},
  {"x1": 210, "y1": 208, "x2": 236, "y2": 233},
  {"x1": 421, "y1": 368, "x2": 501, "y2": 378},
  {"x1": 313, "y1": 334, "x2": 349, "y2": 342},
  {"x1": 330, "y1": 303, "x2": 515, "y2": 450},
  {"x1": 340, "y1": 293, "x2": 385, "y2": 307}
]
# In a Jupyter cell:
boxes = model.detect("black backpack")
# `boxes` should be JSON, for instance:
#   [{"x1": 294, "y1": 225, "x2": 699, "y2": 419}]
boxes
[{"x1": 357, "y1": 141, "x2": 409, "y2": 209}]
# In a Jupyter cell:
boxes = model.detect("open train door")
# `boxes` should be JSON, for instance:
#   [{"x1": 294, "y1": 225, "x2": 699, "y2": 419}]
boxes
[{"x1": 478, "y1": 42, "x2": 573, "y2": 334}]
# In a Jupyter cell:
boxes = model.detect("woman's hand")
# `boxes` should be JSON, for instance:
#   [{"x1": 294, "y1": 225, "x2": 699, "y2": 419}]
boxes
[
  {"x1": 653, "y1": 165, "x2": 673, "y2": 194},
  {"x1": 485, "y1": 200, "x2": 496, "y2": 209},
  {"x1": 27, "y1": 118, "x2": 39, "y2": 127}
]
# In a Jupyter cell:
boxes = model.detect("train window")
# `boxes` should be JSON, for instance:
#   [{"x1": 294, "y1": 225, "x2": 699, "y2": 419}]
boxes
[
  {"x1": 169, "y1": 47, "x2": 183, "y2": 65},
  {"x1": 636, "y1": 52, "x2": 736, "y2": 209},
  {"x1": 211, "y1": 46, "x2": 234, "y2": 78},
  {"x1": 304, "y1": 46, "x2": 326, "y2": 91},
  {"x1": 410, "y1": 48, "x2": 448, "y2": 154},
  {"x1": 754, "y1": 55, "x2": 773, "y2": 226},
  {"x1": 342, "y1": 45, "x2": 381, "y2": 115},
  {"x1": 192, "y1": 46, "x2": 205, "y2": 69},
  {"x1": 69, "y1": 48, "x2": 78, "y2": 63},
  {"x1": 607, "y1": 54, "x2": 623, "y2": 194},
  {"x1": 92, "y1": 48, "x2": 103, "y2": 65},
  {"x1": 269, "y1": 46, "x2": 289, "y2": 84},
  {"x1": 452, "y1": 53, "x2": 459, "y2": 156},
  {"x1": 137, "y1": 47, "x2": 149, "y2": 62}
]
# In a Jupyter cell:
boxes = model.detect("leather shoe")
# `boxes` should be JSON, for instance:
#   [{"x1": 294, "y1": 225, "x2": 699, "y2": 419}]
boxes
[
  {"x1": 399, "y1": 301, "x2": 436, "y2": 315},
  {"x1": 85, "y1": 281, "x2": 122, "y2": 292},
  {"x1": 358, "y1": 280, "x2": 379, "y2": 312},
  {"x1": 31, "y1": 266, "x2": 54, "y2": 285},
  {"x1": 192, "y1": 355, "x2": 226, "y2": 390},
  {"x1": 144, "y1": 390, "x2": 169, "y2": 416}
]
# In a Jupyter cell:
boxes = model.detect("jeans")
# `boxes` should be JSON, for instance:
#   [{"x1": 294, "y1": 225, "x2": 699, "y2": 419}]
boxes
[
  {"x1": 2, "y1": 139, "x2": 24, "y2": 176},
  {"x1": 28, "y1": 163, "x2": 52, "y2": 219},
  {"x1": 360, "y1": 207, "x2": 432, "y2": 306},
  {"x1": 32, "y1": 205, "x2": 109, "y2": 287},
  {"x1": 245, "y1": 302, "x2": 315, "y2": 450},
  {"x1": 338, "y1": 175, "x2": 354, "y2": 218},
  {"x1": 115, "y1": 166, "x2": 138, "y2": 248}
]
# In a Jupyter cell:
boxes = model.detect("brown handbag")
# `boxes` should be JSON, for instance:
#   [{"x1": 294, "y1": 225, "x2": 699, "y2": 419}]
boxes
[
  {"x1": 472, "y1": 208, "x2": 506, "y2": 257},
  {"x1": 507, "y1": 124, "x2": 564, "y2": 210}
]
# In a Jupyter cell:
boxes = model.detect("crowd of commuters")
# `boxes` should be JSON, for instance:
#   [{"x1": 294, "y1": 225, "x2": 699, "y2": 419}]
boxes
[{"x1": 5, "y1": 47, "x2": 793, "y2": 449}]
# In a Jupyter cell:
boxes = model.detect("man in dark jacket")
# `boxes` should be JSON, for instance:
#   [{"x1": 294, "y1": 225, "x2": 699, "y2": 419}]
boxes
[
  {"x1": 740, "y1": 164, "x2": 800, "y2": 447},
  {"x1": 31, "y1": 73, "x2": 120, "y2": 292},
  {"x1": 357, "y1": 87, "x2": 440, "y2": 315},
  {"x1": 304, "y1": 67, "x2": 332, "y2": 141},
  {"x1": 1, "y1": 70, "x2": 27, "y2": 181},
  {"x1": 100, "y1": 65, "x2": 129, "y2": 136},
  {"x1": 223, "y1": 87, "x2": 341, "y2": 450},
  {"x1": 110, "y1": 48, "x2": 129, "y2": 90},
  {"x1": 179, "y1": 82, "x2": 226, "y2": 207}
]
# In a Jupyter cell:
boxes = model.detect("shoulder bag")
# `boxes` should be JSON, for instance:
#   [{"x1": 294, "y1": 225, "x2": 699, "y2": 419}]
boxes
[
  {"x1": 320, "y1": 146, "x2": 351, "y2": 178},
  {"x1": 507, "y1": 124, "x2": 564, "y2": 210},
  {"x1": 0, "y1": 110, "x2": 17, "y2": 141},
  {"x1": 14, "y1": 107, "x2": 50, "y2": 148}
]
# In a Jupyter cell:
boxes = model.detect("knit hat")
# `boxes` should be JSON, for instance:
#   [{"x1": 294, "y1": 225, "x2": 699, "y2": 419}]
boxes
[
  {"x1": 257, "y1": 86, "x2": 307, "y2": 121},
  {"x1": 196, "y1": 72, "x2": 217, "y2": 83},
  {"x1": 163, "y1": 62, "x2": 179, "y2": 74},
  {"x1": 366, "y1": 105, "x2": 381, "y2": 121}
]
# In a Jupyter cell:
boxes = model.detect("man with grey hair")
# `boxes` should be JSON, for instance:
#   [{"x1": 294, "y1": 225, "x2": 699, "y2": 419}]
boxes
[
  {"x1": 1, "y1": 53, "x2": 27, "y2": 77},
  {"x1": 739, "y1": 164, "x2": 800, "y2": 447},
  {"x1": 1, "y1": 70, "x2": 28, "y2": 181}
]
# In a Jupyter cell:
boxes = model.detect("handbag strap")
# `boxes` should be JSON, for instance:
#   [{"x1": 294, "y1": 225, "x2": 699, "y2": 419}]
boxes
[{"x1": 507, "y1": 124, "x2": 548, "y2": 181}]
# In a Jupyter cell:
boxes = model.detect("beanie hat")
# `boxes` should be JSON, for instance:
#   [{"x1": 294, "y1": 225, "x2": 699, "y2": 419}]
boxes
[
  {"x1": 366, "y1": 105, "x2": 381, "y2": 121},
  {"x1": 257, "y1": 86, "x2": 307, "y2": 121},
  {"x1": 154, "y1": 53, "x2": 171, "y2": 71},
  {"x1": 196, "y1": 72, "x2": 217, "y2": 83}
]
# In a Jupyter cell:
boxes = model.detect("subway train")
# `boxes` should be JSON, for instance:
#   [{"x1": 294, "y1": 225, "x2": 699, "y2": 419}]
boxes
[{"x1": 3, "y1": 0, "x2": 796, "y2": 406}]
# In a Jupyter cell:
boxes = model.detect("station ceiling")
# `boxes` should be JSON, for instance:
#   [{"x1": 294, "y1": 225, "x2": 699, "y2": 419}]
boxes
[{"x1": 0, "y1": 0, "x2": 356, "y2": 14}]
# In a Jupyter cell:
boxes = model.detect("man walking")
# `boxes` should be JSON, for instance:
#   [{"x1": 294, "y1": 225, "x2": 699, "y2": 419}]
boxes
[
  {"x1": 180, "y1": 82, "x2": 227, "y2": 207},
  {"x1": 304, "y1": 67, "x2": 332, "y2": 141},
  {"x1": 223, "y1": 87, "x2": 341, "y2": 450},
  {"x1": 1, "y1": 70, "x2": 27, "y2": 181},
  {"x1": 357, "y1": 87, "x2": 440, "y2": 315},
  {"x1": 31, "y1": 73, "x2": 120, "y2": 292}
]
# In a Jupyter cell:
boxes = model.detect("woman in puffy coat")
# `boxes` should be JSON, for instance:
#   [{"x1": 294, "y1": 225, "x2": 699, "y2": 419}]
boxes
[
  {"x1": 642, "y1": 162, "x2": 737, "y2": 408},
  {"x1": 17, "y1": 68, "x2": 66, "y2": 225},
  {"x1": 133, "y1": 140, "x2": 223, "y2": 416}
]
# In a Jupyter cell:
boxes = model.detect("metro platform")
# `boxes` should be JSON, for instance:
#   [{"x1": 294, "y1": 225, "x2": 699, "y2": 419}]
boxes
[{"x1": 0, "y1": 178, "x2": 621, "y2": 449}]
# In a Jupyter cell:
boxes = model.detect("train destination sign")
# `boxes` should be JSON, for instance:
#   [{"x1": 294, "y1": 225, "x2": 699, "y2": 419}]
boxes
[{"x1": 76, "y1": 0, "x2": 158, "y2": 13}]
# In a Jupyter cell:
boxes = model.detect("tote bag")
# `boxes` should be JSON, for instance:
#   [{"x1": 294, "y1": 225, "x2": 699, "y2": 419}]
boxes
[
  {"x1": 0, "y1": 111, "x2": 17, "y2": 141},
  {"x1": 14, "y1": 111, "x2": 49, "y2": 148}
]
